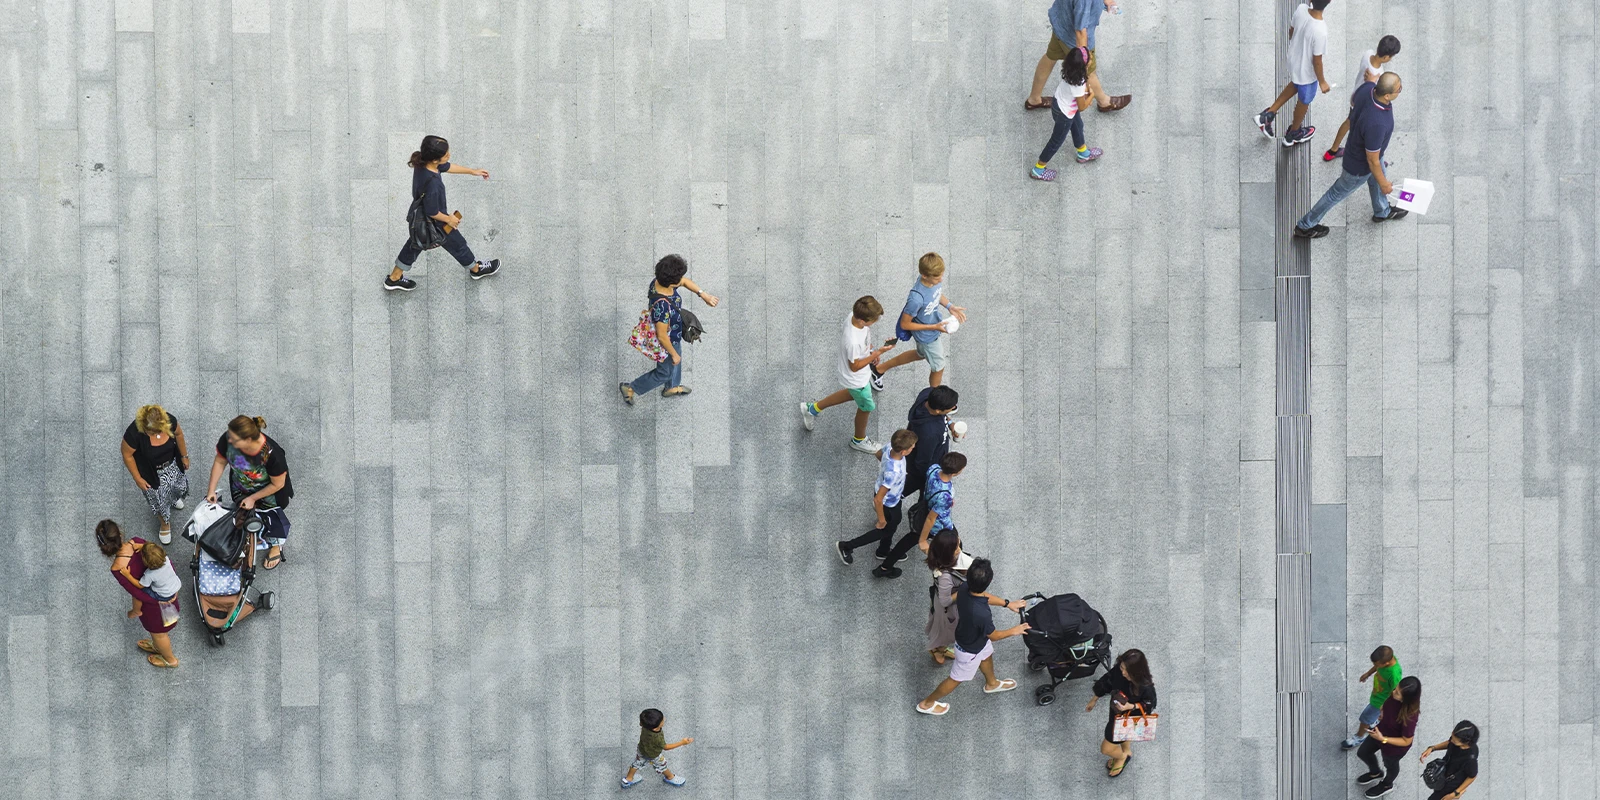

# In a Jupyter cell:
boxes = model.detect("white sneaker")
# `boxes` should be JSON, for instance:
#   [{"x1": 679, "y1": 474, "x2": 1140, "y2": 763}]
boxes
[
  {"x1": 173, "y1": 497, "x2": 185, "y2": 510},
  {"x1": 868, "y1": 366, "x2": 886, "y2": 392},
  {"x1": 800, "y1": 402, "x2": 818, "y2": 431},
  {"x1": 850, "y1": 437, "x2": 879, "y2": 454}
]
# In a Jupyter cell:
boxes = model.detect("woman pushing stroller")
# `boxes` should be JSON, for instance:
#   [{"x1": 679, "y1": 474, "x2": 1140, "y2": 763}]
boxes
[{"x1": 205, "y1": 415, "x2": 294, "y2": 570}]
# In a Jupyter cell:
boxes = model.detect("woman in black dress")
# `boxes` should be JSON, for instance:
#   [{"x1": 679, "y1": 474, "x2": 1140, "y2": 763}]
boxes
[
  {"x1": 119, "y1": 404, "x2": 190, "y2": 543},
  {"x1": 1418, "y1": 720, "x2": 1479, "y2": 800},
  {"x1": 384, "y1": 134, "x2": 500, "y2": 291},
  {"x1": 1085, "y1": 648, "x2": 1157, "y2": 778}
]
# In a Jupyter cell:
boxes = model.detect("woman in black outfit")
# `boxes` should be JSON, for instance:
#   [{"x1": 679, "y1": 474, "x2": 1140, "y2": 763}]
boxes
[
  {"x1": 1418, "y1": 720, "x2": 1479, "y2": 800},
  {"x1": 1085, "y1": 648, "x2": 1157, "y2": 778},
  {"x1": 120, "y1": 404, "x2": 190, "y2": 544},
  {"x1": 384, "y1": 134, "x2": 500, "y2": 291}
]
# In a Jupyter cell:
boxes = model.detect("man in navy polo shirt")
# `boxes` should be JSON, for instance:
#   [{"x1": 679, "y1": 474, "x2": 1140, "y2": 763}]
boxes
[{"x1": 1294, "y1": 73, "x2": 1407, "y2": 239}]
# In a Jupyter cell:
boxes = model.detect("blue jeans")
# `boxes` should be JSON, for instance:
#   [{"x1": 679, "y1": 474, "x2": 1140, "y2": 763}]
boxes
[
  {"x1": 630, "y1": 349, "x2": 683, "y2": 394},
  {"x1": 1296, "y1": 168, "x2": 1390, "y2": 230},
  {"x1": 1038, "y1": 102, "x2": 1086, "y2": 165}
]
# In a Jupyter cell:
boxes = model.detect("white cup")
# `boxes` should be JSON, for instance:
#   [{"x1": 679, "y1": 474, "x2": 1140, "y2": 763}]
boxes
[{"x1": 951, "y1": 420, "x2": 968, "y2": 439}]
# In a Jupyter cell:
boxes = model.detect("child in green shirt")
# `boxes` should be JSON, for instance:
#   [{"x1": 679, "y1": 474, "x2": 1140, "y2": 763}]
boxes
[
  {"x1": 1343, "y1": 645, "x2": 1402, "y2": 749},
  {"x1": 622, "y1": 708, "x2": 694, "y2": 788}
]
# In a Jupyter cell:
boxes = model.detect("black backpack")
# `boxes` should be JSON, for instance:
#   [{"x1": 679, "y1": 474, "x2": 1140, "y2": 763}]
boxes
[{"x1": 406, "y1": 195, "x2": 447, "y2": 251}]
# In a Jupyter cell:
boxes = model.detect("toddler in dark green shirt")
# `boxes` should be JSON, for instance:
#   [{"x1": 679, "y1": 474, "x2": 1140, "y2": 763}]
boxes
[{"x1": 622, "y1": 708, "x2": 694, "y2": 788}]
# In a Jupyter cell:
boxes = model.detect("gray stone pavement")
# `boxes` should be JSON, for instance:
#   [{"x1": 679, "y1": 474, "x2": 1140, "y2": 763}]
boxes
[{"x1": 0, "y1": 1, "x2": 1587, "y2": 798}]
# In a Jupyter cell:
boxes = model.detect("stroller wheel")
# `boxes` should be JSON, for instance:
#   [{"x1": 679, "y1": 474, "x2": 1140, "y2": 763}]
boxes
[
  {"x1": 212, "y1": 632, "x2": 226, "y2": 646},
  {"x1": 1036, "y1": 691, "x2": 1055, "y2": 707},
  {"x1": 1028, "y1": 659, "x2": 1045, "y2": 672},
  {"x1": 257, "y1": 591, "x2": 275, "y2": 611}
]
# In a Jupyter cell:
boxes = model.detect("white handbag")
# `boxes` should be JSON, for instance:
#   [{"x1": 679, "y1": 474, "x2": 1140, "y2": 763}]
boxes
[{"x1": 182, "y1": 501, "x2": 231, "y2": 543}]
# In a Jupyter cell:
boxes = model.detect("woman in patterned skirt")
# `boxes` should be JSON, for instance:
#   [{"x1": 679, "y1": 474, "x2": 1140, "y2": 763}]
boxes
[
  {"x1": 204, "y1": 415, "x2": 294, "y2": 569},
  {"x1": 120, "y1": 404, "x2": 190, "y2": 544}
]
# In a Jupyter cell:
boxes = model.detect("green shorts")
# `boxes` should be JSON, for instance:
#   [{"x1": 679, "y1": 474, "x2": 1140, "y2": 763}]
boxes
[{"x1": 848, "y1": 385, "x2": 876, "y2": 412}]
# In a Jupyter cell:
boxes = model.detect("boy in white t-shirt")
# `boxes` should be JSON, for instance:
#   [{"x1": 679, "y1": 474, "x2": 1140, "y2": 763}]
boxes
[
  {"x1": 1253, "y1": 0, "x2": 1332, "y2": 147},
  {"x1": 137, "y1": 542, "x2": 182, "y2": 600},
  {"x1": 1324, "y1": 35, "x2": 1401, "y2": 162},
  {"x1": 801, "y1": 296, "x2": 898, "y2": 453}
]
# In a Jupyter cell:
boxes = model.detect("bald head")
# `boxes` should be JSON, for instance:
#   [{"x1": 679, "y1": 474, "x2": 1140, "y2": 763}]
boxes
[{"x1": 1375, "y1": 72, "x2": 1402, "y2": 101}]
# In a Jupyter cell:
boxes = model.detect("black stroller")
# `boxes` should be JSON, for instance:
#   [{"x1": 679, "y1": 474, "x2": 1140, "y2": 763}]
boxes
[
  {"x1": 186, "y1": 505, "x2": 275, "y2": 645},
  {"x1": 1017, "y1": 592, "x2": 1112, "y2": 706}
]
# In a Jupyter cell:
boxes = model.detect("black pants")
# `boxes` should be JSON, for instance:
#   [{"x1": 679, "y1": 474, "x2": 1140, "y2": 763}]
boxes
[
  {"x1": 1356, "y1": 737, "x2": 1402, "y2": 790},
  {"x1": 880, "y1": 502, "x2": 929, "y2": 569},
  {"x1": 1428, "y1": 784, "x2": 1466, "y2": 800},
  {"x1": 841, "y1": 504, "x2": 902, "y2": 557},
  {"x1": 1038, "y1": 101, "x2": 1086, "y2": 165},
  {"x1": 396, "y1": 228, "x2": 476, "y2": 270}
]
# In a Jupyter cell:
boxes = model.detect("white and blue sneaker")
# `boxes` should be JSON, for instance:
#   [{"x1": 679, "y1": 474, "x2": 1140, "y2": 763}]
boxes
[
  {"x1": 621, "y1": 775, "x2": 643, "y2": 788},
  {"x1": 800, "y1": 402, "x2": 819, "y2": 431},
  {"x1": 663, "y1": 775, "x2": 686, "y2": 787}
]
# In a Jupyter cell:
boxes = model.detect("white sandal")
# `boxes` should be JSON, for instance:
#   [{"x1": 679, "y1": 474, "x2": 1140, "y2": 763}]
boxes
[
  {"x1": 915, "y1": 701, "x2": 950, "y2": 716},
  {"x1": 983, "y1": 679, "x2": 1018, "y2": 694}
]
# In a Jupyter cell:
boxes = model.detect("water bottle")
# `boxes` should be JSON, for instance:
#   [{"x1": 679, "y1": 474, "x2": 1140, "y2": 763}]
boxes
[{"x1": 1110, "y1": 1, "x2": 1123, "y2": 14}]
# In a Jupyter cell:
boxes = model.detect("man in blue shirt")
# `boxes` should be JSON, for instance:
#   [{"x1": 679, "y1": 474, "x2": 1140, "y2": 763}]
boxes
[
  {"x1": 1025, "y1": 0, "x2": 1131, "y2": 113},
  {"x1": 1294, "y1": 73, "x2": 1408, "y2": 239}
]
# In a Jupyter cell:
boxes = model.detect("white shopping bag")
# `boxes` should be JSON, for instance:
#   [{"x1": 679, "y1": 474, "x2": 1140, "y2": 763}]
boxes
[
  {"x1": 1388, "y1": 178, "x2": 1435, "y2": 215},
  {"x1": 182, "y1": 501, "x2": 231, "y2": 543}
]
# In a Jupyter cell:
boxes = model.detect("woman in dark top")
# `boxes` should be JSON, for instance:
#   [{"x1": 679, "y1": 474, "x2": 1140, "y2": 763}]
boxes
[
  {"x1": 119, "y1": 404, "x2": 190, "y2": 544},
  {"x1": 96, "y1": 520, "x2": 180, "y2": 668},
  {"x1": 384, "y1": 134, "x2": 500, "y2": 291},
  {"x1": 1087, "y1": 649, "x2": 1157, "y2": 777},
  {"x1": 618, "y1": 254, "x2": 719, "y2": 405},
  {"x1": 204, "y1": 415, "x2": 294, "y2": 569},
  {"x1": 1357, "y1": 675, "x2": 1422, "y2": 797},
  {"x1": 1418, "y1": 720, "x2": 1479, "y2": 800}
]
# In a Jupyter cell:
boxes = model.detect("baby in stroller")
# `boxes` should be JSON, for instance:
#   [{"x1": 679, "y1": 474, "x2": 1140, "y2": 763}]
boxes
[{"x1": 185, "y1": 504, "x2": 275, "y2": 645}]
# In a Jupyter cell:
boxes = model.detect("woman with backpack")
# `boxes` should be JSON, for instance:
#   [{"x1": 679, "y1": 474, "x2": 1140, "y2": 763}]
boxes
[
  {"x1": 1418, "y1": 720, "x2": 1479, "y2": 800},
  {"x1": 1086, "y1": 649, "x2": 1157, "y2": 777},
  {"x1": 384, "y1": 134, "x2": 501, "y2": 291},
  {"x1": 1356, "y1": 675, "x2": 1423, "y2": 798},
  {"x1": 923, "y1": 529, "x2": 964, "y2": 665},
  {"x1": 619, "y1": 255, "x2": 719, "y2": 405},
  {"x1": 204, "y1": 415, "x2": 294, "y2": 570}
]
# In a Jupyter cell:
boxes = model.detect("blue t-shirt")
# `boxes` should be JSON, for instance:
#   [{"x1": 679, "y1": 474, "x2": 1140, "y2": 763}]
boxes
[
  {"x1": 903, "y1": 280, "x2": 945, "y2": 344},
  {"x1": 648, "y1": 283, "x2": 683, "y2": 342},
  {"x1": 1061, "y1": 0, "x2": 1106, "y2": 51},
  {"x1": 924, "y1": 464, "x2": 954, "y2": 531},
  {"x1": 877, "y1": 446, "x2": 908, "y2": 508},
  {"x1": 413, "y1": 162, "x2": 449, "y2": 219},
  {"x1": 1342, "y1": 83, "x2": 1394, "y2": 177}
]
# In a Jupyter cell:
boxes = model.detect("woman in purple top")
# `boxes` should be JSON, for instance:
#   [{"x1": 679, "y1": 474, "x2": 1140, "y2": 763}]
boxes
[
  {"x1": 1357, "y1": 675, "x2": 1422, "y2": 797},
  {"x1": 96, "y1": 520, "x2": 181, "y2": 668}
]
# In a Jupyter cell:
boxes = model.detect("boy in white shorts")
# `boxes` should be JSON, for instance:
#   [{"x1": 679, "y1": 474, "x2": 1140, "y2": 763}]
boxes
[{"x1": 915, "y1": 559, "x2": 1032, "y2": 715}]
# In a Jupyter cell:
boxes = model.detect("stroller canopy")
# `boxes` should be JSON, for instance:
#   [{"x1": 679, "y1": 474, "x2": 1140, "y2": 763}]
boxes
[{"x1": 1027, "y1": 593, "x2": 1105, "y2": 641}]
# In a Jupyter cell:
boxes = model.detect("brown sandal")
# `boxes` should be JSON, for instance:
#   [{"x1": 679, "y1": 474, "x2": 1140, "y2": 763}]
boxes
[
  {"x1": 137, "y1": 639, "x2": 157, "y2": 654},
  {"x1": 147, "y1": 654, "x2": 179, "y2": 669},
  {"x1": 1024, "y1": 97, "x2": 1055, "y2": 111},
  {"x1": 1097, "y1": 95, "x2": 1131, "y2": 112}
]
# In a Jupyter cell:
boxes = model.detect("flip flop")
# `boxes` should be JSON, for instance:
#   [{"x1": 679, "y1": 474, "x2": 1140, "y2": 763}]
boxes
[
  {"x1": 1108, "y1": 754, "x2": 1131, "y2": 777},
  {"x1": 983, "y1": 678, "x2": 1019, "y2": 694},
  {"x1": 1024, "y1": 97, "x2": 1055, "y2": 111},
  {"x1": 137, "y1": 639, "x2": 157, "y2": 654},
  {"x1": 263, "y1": 549, "x2": 284, "y2": 570},
  {"x1": 915, "y1": 701, "x2": 950, "y2": 716},
  {"x1": 619, "y1": 383, "x2": 634, "y2": 406},
  {"x1": 147, "y1": 654, "x2": 179, "y2": 669}
]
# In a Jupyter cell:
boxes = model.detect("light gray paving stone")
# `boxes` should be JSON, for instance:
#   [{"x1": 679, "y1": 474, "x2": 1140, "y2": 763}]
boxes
[
  {"x1": 1417, "y1": 363, "x2": 1454, "y2": 501},
  {"x1": 1380, "y1": 408, "x2": 1418, "y2": 547},
  {"x1": 1345, "y1": 322, "x2": 1382, "y2": 458},
  {"x1": 1380, "y1": 270, "x2": 1418, "y2": 410},
  {"x1": 1310, "y1": 365, "x2": 1346, "y2": 504}
]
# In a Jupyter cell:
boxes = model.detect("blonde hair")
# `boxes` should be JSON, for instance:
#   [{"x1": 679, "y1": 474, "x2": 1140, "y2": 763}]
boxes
[
  {"x1": 918, "y1": 252, "x2": 946, "y2": 278},
  {"x1": 139, "y1": 542, "x2": 167, "y2": 570},
  {"x1": 228, "y1": 415, "x2": 267, "y2": 440},
  {"x1": 133, "y1": 405, "x2": 173, "y2": 436}
]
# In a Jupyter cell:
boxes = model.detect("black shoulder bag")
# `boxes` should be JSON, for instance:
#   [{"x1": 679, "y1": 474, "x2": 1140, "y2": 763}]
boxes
[{"x1": 406, "y1": 195, "x2": 447, "y2": 251}]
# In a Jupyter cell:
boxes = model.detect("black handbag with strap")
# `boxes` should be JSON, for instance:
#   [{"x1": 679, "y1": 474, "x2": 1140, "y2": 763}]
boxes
[
  {"x1": 406, "y1": 195, "x2": 447, "y2": 251},
  {"x1": 680, "y1": 309, "x2": 705, "y2": 343}
]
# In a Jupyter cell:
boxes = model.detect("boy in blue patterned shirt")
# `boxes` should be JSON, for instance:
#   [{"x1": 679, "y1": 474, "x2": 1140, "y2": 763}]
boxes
[{"x1": 835, "y1": 429, "x2": 919, "y2": 569}]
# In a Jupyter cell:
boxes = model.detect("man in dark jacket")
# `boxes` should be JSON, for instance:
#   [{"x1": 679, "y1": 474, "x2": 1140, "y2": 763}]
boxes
[{"x1": 903, "y1": 385, "x2": 959, "y2": 505}]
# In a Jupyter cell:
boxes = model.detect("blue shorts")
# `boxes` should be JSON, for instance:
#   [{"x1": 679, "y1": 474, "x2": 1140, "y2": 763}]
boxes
[
  {"x1": 1295, "y1": 82, "x2": 1318, "y2": 105},
  {"x1": 1358, "y1": 702, "x2": 1382, "y2": 727}
]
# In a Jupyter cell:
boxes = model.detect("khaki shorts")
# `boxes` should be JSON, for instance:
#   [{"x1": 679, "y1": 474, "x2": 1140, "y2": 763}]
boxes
[{"x1": 1045, "y1": 34, "x2": 1097, "y2": 77}]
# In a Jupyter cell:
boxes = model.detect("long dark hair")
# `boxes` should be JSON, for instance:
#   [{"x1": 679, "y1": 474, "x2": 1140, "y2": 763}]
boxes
[
  {"x1": 1396, "y1": 676, "x2": 1422, "y2": 723},
  {"x1": 94, "y1": 519, "x2": 124, "y2": 557},
  {"x1": 1061, "y1": 47, "x2": 1088, "y2": 87},
  {"x1": 1118, "y1": 649, "x2": 1152, "y2": 688},
  {"x1": 926, "y1": 530, "x2": 960, "y2": 572},
  {"x1": 409, "y1": 135, "x2": 449, "y2": 168}
]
